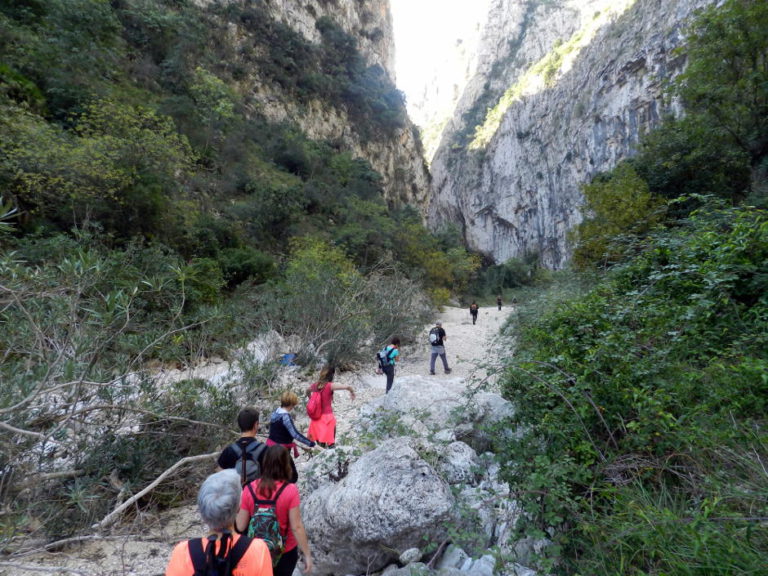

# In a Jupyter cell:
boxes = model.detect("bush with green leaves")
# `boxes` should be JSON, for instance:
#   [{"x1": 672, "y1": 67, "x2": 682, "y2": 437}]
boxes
[
  {"x1": 571, "y1": 162, "x2": 666, "y2": 269},
  {"x1": 254, "y1": 238, "x2": 431, "y2": 367},
  {"x1": 0, "y1": 233, "x2": 255, "y2": 542},
  {"x1": 499, "y1": 203, "x2": 768, "y2": 573}
]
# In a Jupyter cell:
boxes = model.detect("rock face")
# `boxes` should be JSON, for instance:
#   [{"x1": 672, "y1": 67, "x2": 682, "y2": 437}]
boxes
[
  {"x1": 428, "y1": 0, "x2": 718, "y2": 268},
  {"x1": 298, "y1": 376, "x2": 521, "y2": 575},
  {"x1": 301, "y1": 439, "x2": 454, "y2": 574},
  {"x1": 198, "y1": 0, "x2": 429, "y2": 209}
]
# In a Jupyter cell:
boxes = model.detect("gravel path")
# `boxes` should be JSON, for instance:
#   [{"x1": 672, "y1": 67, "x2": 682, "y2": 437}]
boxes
[{"x1": 331, "y1": 304, "x2": 512, "y2": 441}]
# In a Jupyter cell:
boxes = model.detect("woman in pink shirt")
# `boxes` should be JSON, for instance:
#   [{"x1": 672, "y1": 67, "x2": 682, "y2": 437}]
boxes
[
  {"x1": 306, "y1": 365, "x2": 355, "y2": 448},
  {"x1": 236, "y1": 445, "x2": 313, "y2": 576}
]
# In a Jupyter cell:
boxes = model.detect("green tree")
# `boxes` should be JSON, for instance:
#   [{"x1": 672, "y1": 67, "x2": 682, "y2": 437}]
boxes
[
  {"x1": 0, "y1": 100, "x2": 194, "y2": 240},
  {"x1": 572, "y1": 162, "x2": 666, "y2": 268},
  {"x1": 633, "y1": 116, "x2": 752, "y2": 206},
  {"x1": 676, "y1": 0, "x2": 768, "y2": 168}
]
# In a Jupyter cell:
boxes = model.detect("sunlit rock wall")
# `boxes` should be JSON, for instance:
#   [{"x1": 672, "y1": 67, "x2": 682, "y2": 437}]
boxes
[{"x1": 428, "y1": 0, "x2": 717, "y2": 268}]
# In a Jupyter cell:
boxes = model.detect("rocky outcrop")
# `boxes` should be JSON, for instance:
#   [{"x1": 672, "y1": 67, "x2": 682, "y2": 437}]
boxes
[
  {"x1": 428, "y1": 0, "x2": 718, "y2": 268},
  {"x1": 198, "y1": 0, "x2": 429, "y2": 209},
  {"x1": 301, "y1": 440, "x2": 454, "y2": 574},
  {"x1": 298, "y1": 375, "x2": 521, "y2": 576}
]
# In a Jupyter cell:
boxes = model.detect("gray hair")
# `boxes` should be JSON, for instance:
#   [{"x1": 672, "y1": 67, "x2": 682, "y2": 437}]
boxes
[{"x1": 197, "y1": 469, "x2": 241, "y2": 531}]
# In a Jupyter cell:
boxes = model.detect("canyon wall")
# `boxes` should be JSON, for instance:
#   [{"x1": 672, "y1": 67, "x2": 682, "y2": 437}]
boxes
[
  {"x1": 199, "y1": 0, "x2": 429, "y2": 208},
  {"x1": 428, "y1": 0, "x2": 717, "y2": 267}
]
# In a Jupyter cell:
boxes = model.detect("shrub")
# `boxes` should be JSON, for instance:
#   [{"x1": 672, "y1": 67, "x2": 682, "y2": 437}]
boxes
[
  {"x1": 500, "y1": 203, "x2": 768, "y2": 573},
  {"x1": 571, "y1": 162, "x2": 666, "y2": 268}
]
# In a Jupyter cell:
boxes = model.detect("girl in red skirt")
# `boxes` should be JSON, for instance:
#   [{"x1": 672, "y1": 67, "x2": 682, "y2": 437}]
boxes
[{"x1": 306, "y1": 366, "x2": 355, "y2": 448}]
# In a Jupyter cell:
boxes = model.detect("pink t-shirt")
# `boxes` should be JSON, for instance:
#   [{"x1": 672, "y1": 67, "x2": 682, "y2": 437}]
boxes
[
  {"x1": 241, "y1": 480, "x2": 300, "y2": 552},
  {"x1": 309, "y1": 382, "x2": 335, "y2": 415}
]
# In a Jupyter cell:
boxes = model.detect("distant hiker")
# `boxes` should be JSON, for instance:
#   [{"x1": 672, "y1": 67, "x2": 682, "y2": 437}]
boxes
[
  {"x1": 305, "y1": 365, "x2": 355, "y2": 448},
  {"x1": 217, "y1": 407, "x2": 266, "y2": 486},
  {"x1": 268, "y1": 391, "x2": 316, "y2": 483},
  {"x1": 164, "y1": 469, "x2": 272, "y2": 576},
  {"x1": 236, "y1": 445, "x2": 313, "y2": 576},
  {"x1": 377, "y1": 337, "x2": 400, "y2": 394},
  {"x1": 428, "y1": 321, "x2": 451, "y2": 375},
  {"x1": 497, "y1": 295, "x2": 502, "y2": 311},
  {"x1": 469, "y1": 301, "x2": 479, "y2": 325}
]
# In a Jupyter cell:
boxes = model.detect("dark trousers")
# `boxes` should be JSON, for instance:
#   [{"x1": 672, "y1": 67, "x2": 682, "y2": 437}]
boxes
[
  {"x1": 471, "y1": 312, "x2": 477, "y2": 324},
  {"x1": 274, "y1": 546, "x2": 299, "y2": 576},
  {"x1": 382, "y1": 364, "x2": 395, "y2": 393}
]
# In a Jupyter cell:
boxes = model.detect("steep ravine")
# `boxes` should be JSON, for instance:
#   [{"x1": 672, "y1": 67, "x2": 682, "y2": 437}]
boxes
[
  {"x1": 428, "y1": 0, "x2": 718, "y2": 268},
  {"x1": 200, "y1": 0, "x2": 430, "y2": 210}
]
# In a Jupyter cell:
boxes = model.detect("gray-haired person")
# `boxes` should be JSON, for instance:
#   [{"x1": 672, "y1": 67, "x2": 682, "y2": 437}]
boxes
[{"x1": 164, "y1": 469, "x2": 273, "y2": 576}]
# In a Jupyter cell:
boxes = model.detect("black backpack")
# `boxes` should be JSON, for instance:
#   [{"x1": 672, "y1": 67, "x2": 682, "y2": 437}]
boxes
[
  {"x1": 231, "y1": 440, "x2": 267, "y2": 486},
  {"x1": 429, "y1": 327, "x2": 442, "y2": 346},
  {"x1": 189, "y1": 533, "x2": 251, "y2": 576},
  {"x1": 376, "y1": 346, "x2": 393, "y2": 369}
]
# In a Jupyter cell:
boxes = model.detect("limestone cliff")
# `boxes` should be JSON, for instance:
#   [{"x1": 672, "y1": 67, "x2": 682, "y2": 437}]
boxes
[
  {"x1": 198, "y1": 0, "x2": 429, "y2": 208},
  {"x1": 428, "y1": 0, "x2": 717, "y2": 268}
]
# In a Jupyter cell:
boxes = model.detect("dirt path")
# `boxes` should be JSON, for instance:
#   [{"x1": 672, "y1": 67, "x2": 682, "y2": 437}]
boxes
[
  {"x1": 1, "y1": 305, "x2": 514, "y2": 576},
  {"x1": 331, "y1": 304, "x2": 511, "y2": 441}
]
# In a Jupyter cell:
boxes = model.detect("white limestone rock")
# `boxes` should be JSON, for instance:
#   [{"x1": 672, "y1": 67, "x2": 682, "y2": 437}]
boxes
[
  {"x1": 429, "y1": 0, "x2": 718, "y2": 268},
  {"x1": 301, "y1": 439, "x2": 454, "y2": 575}
]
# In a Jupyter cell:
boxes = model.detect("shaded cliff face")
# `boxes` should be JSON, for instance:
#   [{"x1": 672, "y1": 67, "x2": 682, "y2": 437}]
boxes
[
  {"x1": 200, "y1": 0, "x2": 429, "y2": 208},
  {"x1": 428, "y1": 0, "x2": 717, "y2": 268}
]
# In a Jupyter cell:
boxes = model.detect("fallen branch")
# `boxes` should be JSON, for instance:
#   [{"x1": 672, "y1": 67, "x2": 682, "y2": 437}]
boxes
[
  {"x1": 0, "y1": 420, "x2": 47, "y2": 439},
  {"x1": 92, "y1": 451, "x2": 218, "y2": 532},
  {"x1": 426, "y1": 537, "x2": 451, "y2": 569},
  {"x1": 15, "y1": 469, "x2": 86, "y2": 490}
]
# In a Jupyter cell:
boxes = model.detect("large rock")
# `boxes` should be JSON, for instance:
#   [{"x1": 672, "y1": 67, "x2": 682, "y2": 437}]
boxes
[
  {"x1": 301, "y1": 439, "x2": 453, "y2": 575},
  {"x1": 356, "y1": 376, "x2": 515, "y2": 453}
]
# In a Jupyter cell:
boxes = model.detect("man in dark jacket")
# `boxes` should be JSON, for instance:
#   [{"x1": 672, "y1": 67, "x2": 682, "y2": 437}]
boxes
[
  {"x1": 429, "y1": 321, "x2": 452, "y2": 375},
  {"x1": 217, "y1": 407, "x2": 266, "y2": 485}
]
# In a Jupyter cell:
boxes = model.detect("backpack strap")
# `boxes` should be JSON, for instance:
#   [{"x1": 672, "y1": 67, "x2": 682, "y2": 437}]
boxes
[
  {"x1": 189, "y1": 534, "x2": 252, "y2": 576},
  {"x1": 254, "y1": 481, "x2": 289, "y2": 507},
  {"x1": 189, "y1": 538, "x2": 206, "y2": 575},
  {"x1": 246, "y1": 481, "x2": 258, "y2": 506},
  {"x1": 226, "y1": 534, "x2": 253, "y2": 572},
  {"x1": 238, "y1": 441, "x2": 248, "y2": 486}
]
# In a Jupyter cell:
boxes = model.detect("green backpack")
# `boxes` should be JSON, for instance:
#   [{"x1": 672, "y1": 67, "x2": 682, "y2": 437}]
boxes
[{"x1": 245, "y1": 481, "x2": 289, "y2": 566}]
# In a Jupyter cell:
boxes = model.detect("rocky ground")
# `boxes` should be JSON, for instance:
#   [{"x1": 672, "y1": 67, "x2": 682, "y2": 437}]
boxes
[{"x1": 1, "y1": 305, "x2": 513, "y2": 576}]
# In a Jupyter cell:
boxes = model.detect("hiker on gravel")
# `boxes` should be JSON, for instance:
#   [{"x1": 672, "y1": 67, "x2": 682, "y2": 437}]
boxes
[
  {"x1": 469, "y1": 301, "x2": 479, "y2": 325},
  {"x1": 164, "y1": 469, "x2": 272, "y2": 576},
  {"x1": 497, "y1": 294, "x2": 502, "y2": 310},
  {"x1": 236, "y1": 445, "x2": 313, "y2": 576},
  {"x1": 306, "y1": 365, "x2": 355, "y2": 448},
  {"x1": 429, "y1": 321, "x2": 452, "y2": 375},
  {"x1": 268, "y1": 391, "x2": 316, "y2": 483},
  {"x1": 217, "y1": 407, "x2": 266, "y2": 486},
  {"x1": 379, "y1": 337, "x2": 400, "y2": 393}
]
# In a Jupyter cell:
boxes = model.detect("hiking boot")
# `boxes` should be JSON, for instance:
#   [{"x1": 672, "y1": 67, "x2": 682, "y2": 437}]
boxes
[
  {"x1": 445, "y1": 369, "x2": 452, "y2": 374},
  {"x1": 429, "y1": 371, "x2": 435, "y2": 375}
]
